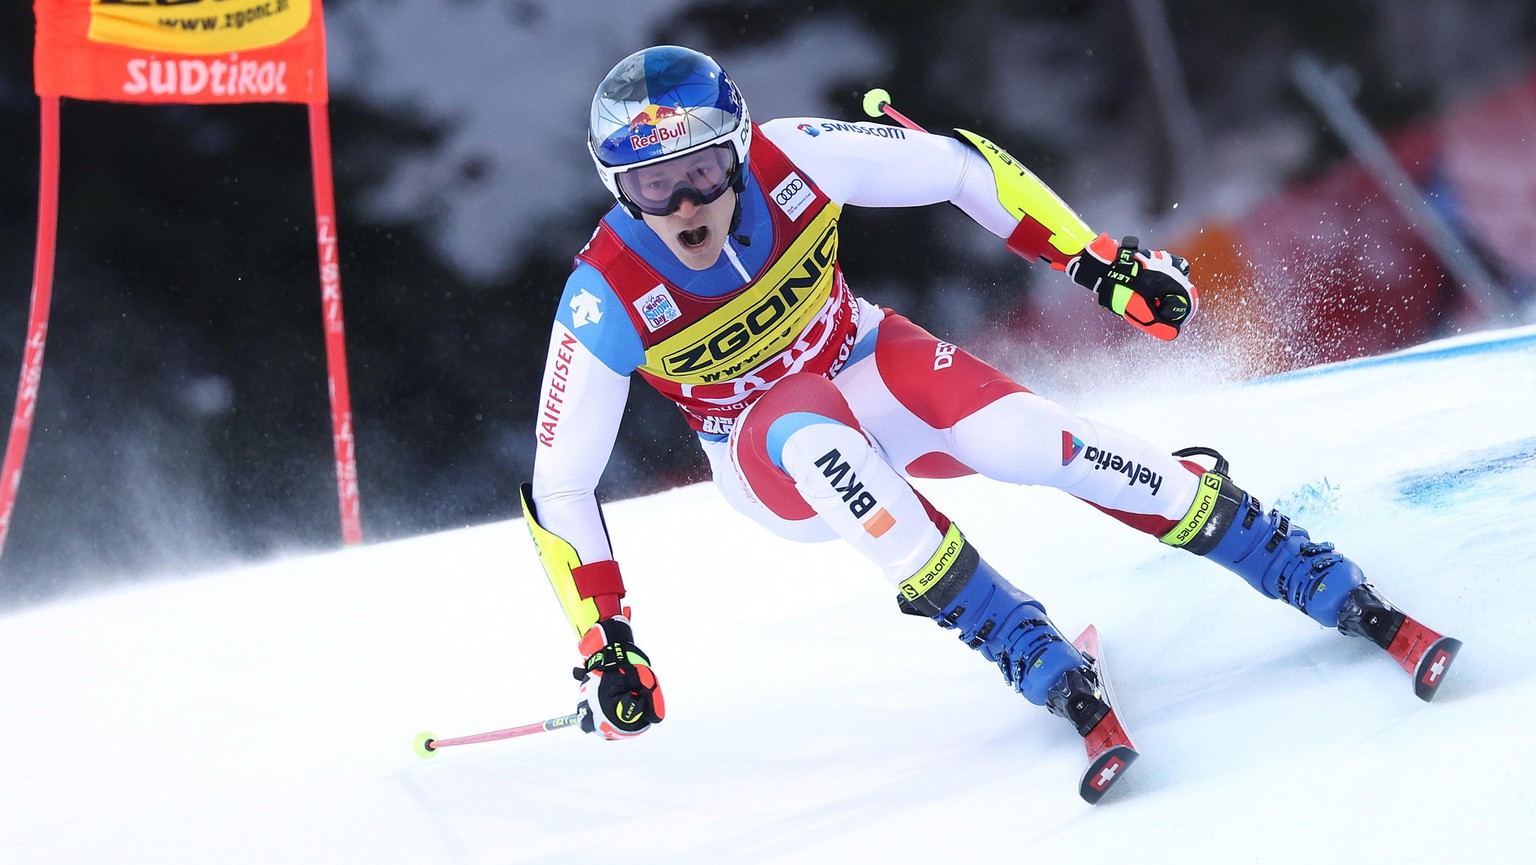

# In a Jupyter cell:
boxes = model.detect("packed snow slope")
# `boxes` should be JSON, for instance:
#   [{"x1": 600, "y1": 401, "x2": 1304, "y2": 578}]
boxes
[{"x1": 3, "y1": 325, "x2": 1535, "y2": 865}]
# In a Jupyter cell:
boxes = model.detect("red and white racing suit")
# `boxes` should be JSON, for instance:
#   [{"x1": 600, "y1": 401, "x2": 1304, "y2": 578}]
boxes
[{"x1": 531, "y1": 117, "x2": 1201, "y2": 588}]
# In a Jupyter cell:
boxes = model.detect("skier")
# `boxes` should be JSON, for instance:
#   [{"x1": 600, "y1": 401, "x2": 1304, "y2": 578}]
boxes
[{"x1": 522, "y1": 46, "x2": 1459, "y2": 752}]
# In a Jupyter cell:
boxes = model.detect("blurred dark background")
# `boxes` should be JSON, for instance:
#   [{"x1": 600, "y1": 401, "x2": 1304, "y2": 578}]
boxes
[{"x1": 3, "y1": 0, "x2": 1534, "y2": 606}]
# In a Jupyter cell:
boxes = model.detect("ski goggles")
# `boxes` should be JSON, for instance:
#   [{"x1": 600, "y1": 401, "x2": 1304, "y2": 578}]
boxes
[{"x1": 616, "y1": 143, "x2": 739, "y2": 217}]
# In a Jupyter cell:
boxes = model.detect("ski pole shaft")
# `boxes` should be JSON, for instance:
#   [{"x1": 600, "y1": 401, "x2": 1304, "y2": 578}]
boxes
[
  {"x1": 861, "y1": 88, "x2": 928, "y2": 133},
  {"x1": 415, "y1": 710, "x2": 585, "y2": 758}
]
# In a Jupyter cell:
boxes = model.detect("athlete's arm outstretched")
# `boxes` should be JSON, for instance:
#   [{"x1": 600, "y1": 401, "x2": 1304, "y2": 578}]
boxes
[
  {"x1": 761, "y1": 117, "x2": 1064, "y2": 242},
  {"x1": 762, "y1": 118, "x2": 1199, "y2": 341}
]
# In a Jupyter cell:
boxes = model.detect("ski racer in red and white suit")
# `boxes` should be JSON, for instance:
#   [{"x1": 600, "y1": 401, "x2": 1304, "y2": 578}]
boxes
[
  {"x1": 533, "y1": 117, "x2": 1200, "y2": 599},
  {"x1": 525, "y1": 47, "x2": 1435, "y2": 745}
]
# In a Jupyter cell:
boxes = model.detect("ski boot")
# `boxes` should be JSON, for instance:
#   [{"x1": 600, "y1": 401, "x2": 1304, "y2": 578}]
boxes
[
  {"x1": 898, "y1": 526, "x2": 1140, "y2": 802},
  {"x1": 1165, "y1": 447, "x2": 1460, "y2": 699},
  {"x1": 1162, "y1": 447, "x2": 1364, "y2": 627},
  {"x1": 897, "y1": 525, "x2": 1085, "y2": 708}
]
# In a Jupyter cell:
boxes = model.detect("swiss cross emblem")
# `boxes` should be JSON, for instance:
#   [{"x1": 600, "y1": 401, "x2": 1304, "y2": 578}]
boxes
[
  {"x1": 1422, "y1": 649, "x2": 1452, "y2": 685},
  {"x1": 1093, "y1": 756, "x2": 1125, "y2": 790}
]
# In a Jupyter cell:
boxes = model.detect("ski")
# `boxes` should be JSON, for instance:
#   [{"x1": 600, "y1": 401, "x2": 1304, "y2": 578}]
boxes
[
  {"x1": 1072, "y1": 624, "x2": 1139, "y2": 804},
  {"x1": 1383, "y1": 615, "x2": 1463, "y2": 702}
]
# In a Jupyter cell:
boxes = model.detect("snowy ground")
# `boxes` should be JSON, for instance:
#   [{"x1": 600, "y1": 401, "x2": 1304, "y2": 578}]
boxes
[{"x1": 3, "y1": 325, "x2": 1535, "y2": 864}]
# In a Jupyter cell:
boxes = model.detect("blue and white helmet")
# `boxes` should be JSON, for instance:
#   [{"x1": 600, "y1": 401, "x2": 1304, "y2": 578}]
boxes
[{"x1": 589, "y1": 46, "x2": 751, "y2": 218}]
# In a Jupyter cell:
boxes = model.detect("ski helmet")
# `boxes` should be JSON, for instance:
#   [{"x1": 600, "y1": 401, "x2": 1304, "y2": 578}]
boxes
[{"x1": 588, "y1": 46, "x2": 751, "y2": 218}]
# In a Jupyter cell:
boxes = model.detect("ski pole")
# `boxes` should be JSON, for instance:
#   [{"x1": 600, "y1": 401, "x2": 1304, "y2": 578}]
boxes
[
  {"x1": 414, "y1": 709, "x2": 586, "y2": 759},
  {"x1": 861, "y1": 88, "x2": 927, "y2": 133}
]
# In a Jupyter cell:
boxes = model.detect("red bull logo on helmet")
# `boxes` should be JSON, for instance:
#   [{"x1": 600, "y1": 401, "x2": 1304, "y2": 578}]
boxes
[{"x1": 628, "y1": 103, "x2": 690, "y2": 150}]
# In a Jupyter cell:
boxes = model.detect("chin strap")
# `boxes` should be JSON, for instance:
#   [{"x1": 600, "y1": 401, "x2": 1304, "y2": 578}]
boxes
[{"x1": 729, "y1": 187, "x2": 751, "y2": 247}]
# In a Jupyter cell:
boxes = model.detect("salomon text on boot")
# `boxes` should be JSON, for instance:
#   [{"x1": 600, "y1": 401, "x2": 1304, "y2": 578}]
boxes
[
  {"x1": 897, "y1": 525, "x2": 1087, "y2": 713},
  {"x1": 897, "y1": 525, "x2": 1142, "y2": 802}
]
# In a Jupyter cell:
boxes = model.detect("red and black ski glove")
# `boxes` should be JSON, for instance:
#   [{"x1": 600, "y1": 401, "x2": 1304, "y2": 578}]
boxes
[
  {"x1": 1067, "y1": 234, "x2": 1198, "y2": 341},
  {"x1": 574, "y1": 615, "x2": 665, "y2": 740}
]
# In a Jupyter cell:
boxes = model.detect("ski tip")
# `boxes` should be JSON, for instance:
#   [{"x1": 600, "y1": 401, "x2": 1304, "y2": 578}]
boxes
[
  {"x1": 1071, "y1": 623, "x2": 1100, "y2": 654},
  {"x1": 1413, "y1": 636, "x2": 1462, "y2": 702},
  {"x1": 414, "y1": 731, "x2": 439, "y2": 759},
  {"x1": 1080, "y1": 744, "x2": 1137, "y2": 804}
]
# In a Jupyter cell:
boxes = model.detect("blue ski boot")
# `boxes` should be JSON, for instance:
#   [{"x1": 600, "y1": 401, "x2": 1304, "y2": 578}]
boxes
[
  {"x1": 898, "y1": 525, "x2": 1103, "y2": 729},
  {"x1": 1165, "y1": 448, "x2": 1463, "y2": 700},
  {"x1": 1161, "y1": 447, "x2": 1364, "y2": 628}
]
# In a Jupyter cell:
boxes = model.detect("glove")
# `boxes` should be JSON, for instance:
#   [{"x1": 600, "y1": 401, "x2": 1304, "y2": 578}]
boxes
[
  {"x1": 573, "y1": 615, "x2": 665, "y2": 740},
  {"x1": 1067, "y1": 234, "x2": 1198, "y2": 341}
]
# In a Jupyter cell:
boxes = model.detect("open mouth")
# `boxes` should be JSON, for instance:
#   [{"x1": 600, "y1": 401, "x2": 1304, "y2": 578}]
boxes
[{"x1": 678, "y1": 226, "x2": 710, "y2": 249}]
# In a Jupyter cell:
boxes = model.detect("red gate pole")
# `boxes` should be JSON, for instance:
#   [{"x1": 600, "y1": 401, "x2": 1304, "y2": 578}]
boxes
[
  {"x1": 308, "y1": 99, "x2": 363, "y2": 545},
  {"x1": 0, "y1": 95, "x2": 62, "y2": 561}
]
